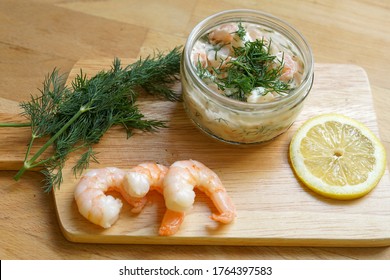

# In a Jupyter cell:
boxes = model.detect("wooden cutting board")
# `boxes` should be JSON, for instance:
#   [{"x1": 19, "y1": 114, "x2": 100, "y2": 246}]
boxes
[{"x1": 2, "y1": 61, "x2": 389, "y2": 246}]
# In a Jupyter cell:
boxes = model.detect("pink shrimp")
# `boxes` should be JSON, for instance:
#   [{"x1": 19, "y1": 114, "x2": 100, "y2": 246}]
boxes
[
  {"x1": 74, "y1": 167, "x2": 145, "y2": 228},
  {"x1": 191, "y1": 51, "x2": 208, "y2": 68},
  {"x1": 278, "y1": 53, "x2": 303, "y2": 84},
  {"x1": 159, "y1": 160, "x2": 236, "y2": 236},
  {"x1": 208, "y1": 23, "x2": 238, "y2": 45},
  {"x1": 121, "y1": 163, "x2": 183, "y2": 236},
  {"x1": 123, "y1": 162, "x2": 168, "y2": 199},
  {"x1": 74, "y1": 163, "x2": 168, "y2": 229}
]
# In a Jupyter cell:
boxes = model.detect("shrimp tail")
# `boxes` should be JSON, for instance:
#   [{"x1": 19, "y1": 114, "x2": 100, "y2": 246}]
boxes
[
  {"x1": 129, "y1": 197, "x2": 148, "y2": 214},
  {"x1": 158, "y1": 209, "x2": 185, "y2": 236},
  {"x1": 116, "y1": 187, "x2": 148, "y2": 213},
  {"x1": 209, "y1": 190, "x2": 236, "y2": 224}
]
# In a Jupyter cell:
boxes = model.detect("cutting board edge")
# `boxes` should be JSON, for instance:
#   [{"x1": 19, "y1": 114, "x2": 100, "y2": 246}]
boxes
[
  {"x1": 59, "y1": 228, "x2": 390, "y2": 247},
  {"x1": 54, "y1": 191, "x2": 390, "y2": 248}
]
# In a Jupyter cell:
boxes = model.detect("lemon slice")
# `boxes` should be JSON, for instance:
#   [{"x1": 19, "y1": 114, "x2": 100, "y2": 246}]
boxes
[{"x1": 289, "y1": 114, "x2": 386, "y2": 200}]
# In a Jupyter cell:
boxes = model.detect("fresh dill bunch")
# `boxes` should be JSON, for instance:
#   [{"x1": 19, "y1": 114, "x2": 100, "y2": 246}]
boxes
[
  {"x1": 129, "y1": 48, "x2": 182, "y2": 101},
  {"x1": 8, "y1": 47, "x2": 182, "y2": 192},
  {"x1": 216, "y1": 39, "x2": 290, "y2": 101}
]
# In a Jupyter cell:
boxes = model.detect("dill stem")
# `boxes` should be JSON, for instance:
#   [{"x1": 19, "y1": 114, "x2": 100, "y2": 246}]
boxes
[
  {"x1": 13, "y1": 107, "x2": 88, "y2": 181},
  {"x1": 28, "y1": 156, "x2": 55, "y2": 169},
  {"x1": 24, "y1": 135, "x2": 37, "y2": 162},
  {"x1": 0, "y1": 122, "x2": 31, "y2": 127}
]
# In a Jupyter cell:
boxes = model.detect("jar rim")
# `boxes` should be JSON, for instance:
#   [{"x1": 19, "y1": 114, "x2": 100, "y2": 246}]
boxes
[{"x1": 183, "y1": 9, "x2": 314, "y2": 110}]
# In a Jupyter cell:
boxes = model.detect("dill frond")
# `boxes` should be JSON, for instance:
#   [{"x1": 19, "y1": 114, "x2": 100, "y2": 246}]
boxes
[
  {"x1": 10, "y1": 47, "x2": 182, "y2": 191},
  {"x1": 236, "y1": 22, "x2": 246, "y2": 40},
  {"x1": 219, "y1": 39, "x2": 290, "y2": 101},
  {"x1": 195, "y1": 22, "x2": 291, "y2": 102}
]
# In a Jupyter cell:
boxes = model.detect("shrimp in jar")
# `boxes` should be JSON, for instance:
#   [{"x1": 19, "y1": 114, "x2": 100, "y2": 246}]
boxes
[
  {"x1": 206, "y1": 45, "x2": 232, "y2": 70},
  {"x1": 276, "y1": 52, "x2": 303, "y2": 85},
  {"x1": 191, "y1": 49, "x2": 208, "y2": 69},
  {"x1": 159, "y1": 160, "x2": 236, "y2": 236},
  {"x1": 208, "y1": 23, "x2": 238, "y2": 45}
]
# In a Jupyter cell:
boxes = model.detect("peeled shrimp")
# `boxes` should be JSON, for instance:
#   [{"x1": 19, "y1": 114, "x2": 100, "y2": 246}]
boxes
[
  {"x1": 277, "y1": 52, "x2": 303, "y2": 84},
  {"x1": 159, "y1": 160, "x2": 236, "y2": 236},
  {"x1": 123, "y1": 162, "x2": 168, "y2": 198},
  {"x1": 206, "y1": 45, "x2": 232, "y2": 70},
  {"x1": 208, "y1": 23, "x2": 238, "y2": 45},
  {"x1": 74, "y1": 167, "x2": 140, "y2": 228},
  {"x1": 74, "y1": 163, "x2": 168, "y2": 228}
]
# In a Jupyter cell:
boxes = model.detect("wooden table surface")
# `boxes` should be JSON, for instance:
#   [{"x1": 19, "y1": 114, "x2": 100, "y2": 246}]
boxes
[{"x1": 1, "y1": 0, "x2": 389, "y2": 260}]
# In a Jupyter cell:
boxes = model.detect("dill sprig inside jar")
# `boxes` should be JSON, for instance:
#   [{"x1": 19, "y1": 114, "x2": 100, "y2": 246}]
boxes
[{"x1": 192, "y1": 21, "x2": 304, "y2": 104}]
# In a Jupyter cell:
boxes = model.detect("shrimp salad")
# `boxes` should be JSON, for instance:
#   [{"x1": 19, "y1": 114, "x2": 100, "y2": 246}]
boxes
[
  {"x1": 191, "y1": 22, "x2": 304, "y2": 103},
  {"x1": 181, "y1": 17, "x2": 313, "y2": 144}
]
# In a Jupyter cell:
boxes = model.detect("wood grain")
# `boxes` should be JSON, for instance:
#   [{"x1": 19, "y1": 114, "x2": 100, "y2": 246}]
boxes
[
  {"x1": 0, "y1": 97, "x2": 53, "y2": 171},
  {"x1": 52, "y1": 60, "x2": 390, "y2": 246},
  {"x1": 1, "y1": 0, "x2": 390, "y2": 260}
]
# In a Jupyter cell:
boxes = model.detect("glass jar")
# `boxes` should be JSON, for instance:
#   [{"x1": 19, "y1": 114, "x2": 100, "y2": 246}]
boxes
[{"x1": 180, "y1": 9, "x2": 314, "y2": 144}]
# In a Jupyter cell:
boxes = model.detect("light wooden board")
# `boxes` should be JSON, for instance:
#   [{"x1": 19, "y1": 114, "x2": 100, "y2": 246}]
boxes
[
  {"x1": 0, "y1": 98, "x2": 54, "y2": 171},
  {"x1": 27, "y1": 61, "x2": 390, "y2": 246}
]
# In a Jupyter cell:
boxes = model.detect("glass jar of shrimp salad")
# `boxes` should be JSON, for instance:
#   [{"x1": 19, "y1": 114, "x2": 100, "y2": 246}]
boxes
[{"x1": 180, "y1": 9, "x2": 314, "y2": 144}]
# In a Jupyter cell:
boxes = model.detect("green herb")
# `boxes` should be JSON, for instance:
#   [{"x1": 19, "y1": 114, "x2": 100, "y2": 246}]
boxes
[
  {"x1": 0, "y1": 47, "x2": 182, "y2": 192},
  {"x1": 219, "y1": 39, "x2": 290, "y2": 101},
  {"x1": 196, "y1": 59, "x2": 208, "y2": 79},
  {"x1": 195, "y1": 23, "x2": 291, "y2": 102},
  {"x1": 235, "y1": 22, "x2": 246, "y2": 40}
]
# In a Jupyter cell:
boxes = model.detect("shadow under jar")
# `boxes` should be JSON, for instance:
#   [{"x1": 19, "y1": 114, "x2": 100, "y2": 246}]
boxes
[{"x1": 181, "y1": 9, "x2": 314, "y2": 145}]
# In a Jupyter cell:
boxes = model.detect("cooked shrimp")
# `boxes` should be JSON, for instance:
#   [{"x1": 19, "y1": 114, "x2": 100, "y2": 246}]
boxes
[
  {"x1": 159, "y1": 160, "x2": 236, "y2": 236},
  {"x1": 120, "y1": 162, "x2": 185, "y2": 236},
  {"x1": 206, "y1": 45, "x2": 232, "y2": 69},
  {"x1": 192, "y1": 51, "x2": 208, "y2": 68},
  {"x1": 277, "y1": 52, "x2": 303, "y2": 84},
  {"x1": 74, "y1": 167, "x2": 146, "y2": 228},
  {"x1": 123, "y1": 162, "x2": 168, "y2": 198},
  {"x1": 208, "y1": 23, "x2": 238, "y2": 45},
  {"x1": 74, "y1": 163, "x2": 167, "y2": 228},
  {"x1": 159, "y1": 209, "x2": 185, "y2": 236}
]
